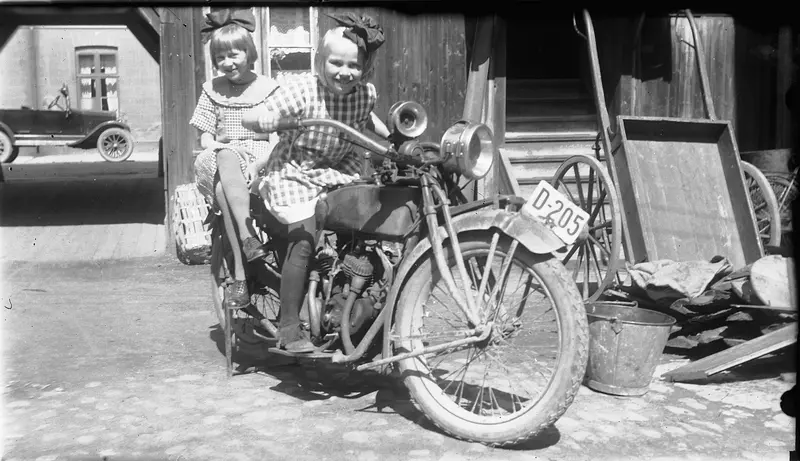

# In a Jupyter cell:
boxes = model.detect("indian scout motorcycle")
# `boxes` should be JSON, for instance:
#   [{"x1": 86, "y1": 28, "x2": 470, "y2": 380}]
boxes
[{"x1": 208, "y1": 101, "x2": 590, "y2": 446}]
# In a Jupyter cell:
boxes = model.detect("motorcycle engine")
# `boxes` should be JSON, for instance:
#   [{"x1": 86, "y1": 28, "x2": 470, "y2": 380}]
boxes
[{"x1": 320, "y1": 241, "x2": 385, "y2": 336}]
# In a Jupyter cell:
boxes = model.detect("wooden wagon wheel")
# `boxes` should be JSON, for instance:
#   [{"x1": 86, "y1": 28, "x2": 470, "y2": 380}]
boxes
[
  {"x1": 764, "y1": 170, "x2": 798, "y2": 233},
  {"x1": 741, "y1": 161, "x2": 782, "y2": 248},
  {"x1": 550, "y1": 154, "x2": 623, "y2": 302}
]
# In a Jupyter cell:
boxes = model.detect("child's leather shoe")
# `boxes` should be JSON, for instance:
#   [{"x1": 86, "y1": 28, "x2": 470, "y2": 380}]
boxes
[
  {"x1": 243, "y1": 237, "x2": 267, "y2": 262},
  {"x1": 225, "y1": 280, "x2": 250, "y2": 309}
]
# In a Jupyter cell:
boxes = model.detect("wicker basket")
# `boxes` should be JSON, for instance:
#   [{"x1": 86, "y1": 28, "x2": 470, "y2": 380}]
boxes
[{"x1": 173, "y1": 183, "x2": 213, "y2": 265}]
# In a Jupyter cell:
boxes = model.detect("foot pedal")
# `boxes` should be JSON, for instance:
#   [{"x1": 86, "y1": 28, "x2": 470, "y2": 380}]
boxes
[{"x1": 267, "y1": 347, "x2": 338, "y2": 360}]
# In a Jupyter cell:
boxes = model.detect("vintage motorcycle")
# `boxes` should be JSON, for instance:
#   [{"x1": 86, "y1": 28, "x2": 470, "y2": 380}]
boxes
[{"x1": 208, "y1": 101, "x2": 590, "y2": 446}]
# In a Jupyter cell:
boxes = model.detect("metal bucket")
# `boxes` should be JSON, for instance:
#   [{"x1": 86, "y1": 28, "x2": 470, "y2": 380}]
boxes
[{"x1": 584, "y1": 301, "x2": 677, "y2": 396}]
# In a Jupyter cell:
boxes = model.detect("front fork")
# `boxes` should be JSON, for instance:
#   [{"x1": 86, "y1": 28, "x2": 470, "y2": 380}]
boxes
[
  {"x1": 419, "y1": 174, "x2": 485, "y2": 327},
  {"x1": 334, "y1": 175, "x2": 520, "y2": 369},
  {"x1": 350, "y1": 175, "x2": 515, "y2": 371}
]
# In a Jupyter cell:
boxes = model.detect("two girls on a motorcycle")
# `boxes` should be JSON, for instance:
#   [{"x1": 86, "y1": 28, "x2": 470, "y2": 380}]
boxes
[{"x1": 193, "y1": 8, "x2": 391, "y2": 353}]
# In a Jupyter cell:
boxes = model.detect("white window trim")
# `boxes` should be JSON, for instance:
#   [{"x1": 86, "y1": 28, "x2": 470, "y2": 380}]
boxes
[
  {"x1": 263, "y1": 7, "x2": 317, "y2": 80},
  {"x1": 75, "y1": 46, "x2": 120, "y2": 113}
]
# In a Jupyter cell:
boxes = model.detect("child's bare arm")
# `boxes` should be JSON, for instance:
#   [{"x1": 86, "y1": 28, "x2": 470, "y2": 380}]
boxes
[
  {"x1": 367, "y1": 111, "x2": 391, "y2": 139},
  {"x1": 200, "y1": 131, "x2": 230, "y2": 151}
]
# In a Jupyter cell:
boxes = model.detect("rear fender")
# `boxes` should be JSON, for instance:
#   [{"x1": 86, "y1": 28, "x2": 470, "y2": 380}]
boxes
[{"x1": 68, "y1": 121, "x2": 132, "y2": 148}]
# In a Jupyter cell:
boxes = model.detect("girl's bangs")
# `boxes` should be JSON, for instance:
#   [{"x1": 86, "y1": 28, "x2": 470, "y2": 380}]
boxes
[{"x1": 209, "y1": 26, "x2": 257, "y2": 62}]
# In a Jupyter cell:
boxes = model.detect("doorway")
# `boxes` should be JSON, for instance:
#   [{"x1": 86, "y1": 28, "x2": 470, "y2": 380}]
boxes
[{"x1": 505, "y1": 9, "x2": 587, "y2": 81}]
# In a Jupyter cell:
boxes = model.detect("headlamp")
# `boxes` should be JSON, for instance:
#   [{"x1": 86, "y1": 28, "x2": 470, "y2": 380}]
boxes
[{"x1": 440, "y1": 121, "x2": 495, "y2": 180}]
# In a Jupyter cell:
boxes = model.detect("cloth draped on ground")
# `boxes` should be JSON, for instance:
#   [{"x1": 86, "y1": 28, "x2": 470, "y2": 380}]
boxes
[{"x1": 624, "y1": 256, "x2": 735, "y2": 313}]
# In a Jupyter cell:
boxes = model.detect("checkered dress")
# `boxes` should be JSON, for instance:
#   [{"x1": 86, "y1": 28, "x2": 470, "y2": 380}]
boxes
[
  {"x1": 190, "y1": 75, "x2": 279, "y2": 210},
  {"x1": 257, "y1": 74, "x2": 377, "y2": 224}
]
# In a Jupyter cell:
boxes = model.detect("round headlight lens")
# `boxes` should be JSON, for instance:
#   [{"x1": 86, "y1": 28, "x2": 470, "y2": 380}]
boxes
[
  {"x1": 440, "y1": 121, "x2": 496, "y2": 180},
  {"x1": 464, "y1": 124, "x2": 495, "y2": 180}
]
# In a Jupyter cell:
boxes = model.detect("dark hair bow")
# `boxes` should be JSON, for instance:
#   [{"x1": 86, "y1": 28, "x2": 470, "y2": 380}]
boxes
[
  {"x1": 325, "y1": 12, "x2": 385, "y2": 54},
  {"x1": 201, "y1": 8, "x2": 257, "y2": 44}
]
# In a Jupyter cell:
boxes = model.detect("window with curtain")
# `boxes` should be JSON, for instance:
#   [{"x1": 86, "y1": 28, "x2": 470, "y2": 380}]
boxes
[
  {"x1": 265, "y1": 7, "x2": 316, "y2": 84},
  {"x1": 76, "y1": 46, "x2": 119, "y2": 112}
]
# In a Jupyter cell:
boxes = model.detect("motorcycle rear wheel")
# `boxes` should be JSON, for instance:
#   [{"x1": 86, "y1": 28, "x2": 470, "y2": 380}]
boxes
[{"x1": 394, "y1": 232, "x2": 589, "y2": 446}]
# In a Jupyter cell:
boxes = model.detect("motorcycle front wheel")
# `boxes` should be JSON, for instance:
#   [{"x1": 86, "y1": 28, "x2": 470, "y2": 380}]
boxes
[{"x1": 394, "y1": 231, "x2": 589, "y2": 446}]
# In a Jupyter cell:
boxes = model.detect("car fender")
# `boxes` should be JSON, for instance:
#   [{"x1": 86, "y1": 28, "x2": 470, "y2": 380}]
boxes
[
  {"x1": 0, "y1": 121, "x2": 15, "y2": 143},
  {"x1": 68, "y1": 121, "x2": 132, "y2": 148}
]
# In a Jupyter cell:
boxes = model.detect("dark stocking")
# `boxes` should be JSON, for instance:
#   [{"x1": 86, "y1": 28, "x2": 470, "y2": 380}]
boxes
[{"x1": 278, "y1": 216, "x2": 316, "y2": 343}]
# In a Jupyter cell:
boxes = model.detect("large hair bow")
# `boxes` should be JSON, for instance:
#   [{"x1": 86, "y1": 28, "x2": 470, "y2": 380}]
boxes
[
  {"x1": 326, "y1": 12, "x2": 385, "y2": 54},
  {"x1": 200, "y1": 8, "x2": 257, "y2": 44}
]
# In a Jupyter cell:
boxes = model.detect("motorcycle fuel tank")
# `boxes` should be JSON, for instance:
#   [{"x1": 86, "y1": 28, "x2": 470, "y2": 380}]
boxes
[{"x1": 316, "y1": 184, "x2": 420, "y2": 240}]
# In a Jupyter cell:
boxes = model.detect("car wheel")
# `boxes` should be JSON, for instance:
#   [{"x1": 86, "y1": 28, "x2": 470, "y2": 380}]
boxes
[
  {"x1": 0, "y1": 131, "x2": 19, "y2": 164},
  {"x1": 97, "y1": 127, "x2": 134, "y2": 162}
]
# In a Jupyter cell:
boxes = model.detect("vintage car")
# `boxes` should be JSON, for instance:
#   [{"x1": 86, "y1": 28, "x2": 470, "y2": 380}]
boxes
[{"x1": 0, "y1": 83, "x2": 134, "y2": 164}]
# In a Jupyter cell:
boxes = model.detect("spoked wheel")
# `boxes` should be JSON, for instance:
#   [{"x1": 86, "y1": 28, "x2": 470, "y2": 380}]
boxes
[
  {"x1": 395, "y1": 231, "x2": 589, "y2": 446},
  {"x1": 741, "y1": 161, "x2": 781, "y2": 248},
  {"x1": 550, "y1": 154, "x2": 623, "y2": 301},
  {"x1": 97, "y1": 127, "x2": 134, "y2": 162},
  {"x1": 765, "y1": 172, "x2": 797, "y2": 234},
  {"x1": 0, "y1": 131, "x2": 19, "y2": 164},
  {"x1": 209, "y1": 224, "x2": 281, "y2": 375}
]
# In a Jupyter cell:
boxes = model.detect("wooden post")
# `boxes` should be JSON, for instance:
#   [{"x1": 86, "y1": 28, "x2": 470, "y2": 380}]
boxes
[
  {"x1": 685, "y1": 10, "x2": 717, "y2": 121},
  {"x1": 463, "y1": 16, "x2": 494, "y2": 122},
  {"x1": 462, "y1": 15, "x2": 494, "y2": 201},
  {"x1": 483, "y1": 15, "x2": 506, "y2": 198},
  {"x1": 159, "y1": 8, "x2": 201, "y2": 255},
  {"x1": 776, "y1": 26, "x2": 793, "y2": 149}
]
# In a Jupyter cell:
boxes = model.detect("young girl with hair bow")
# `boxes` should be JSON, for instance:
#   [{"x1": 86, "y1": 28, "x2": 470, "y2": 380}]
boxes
[
  {"x1": 191, "y1": 7, "x2": 279, "y2": 310},
  {"x1": 242, "y1": 13, "x2": 391, "y2": 352}
]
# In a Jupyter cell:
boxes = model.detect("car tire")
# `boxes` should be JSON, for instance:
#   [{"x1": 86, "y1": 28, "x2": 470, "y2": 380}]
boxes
[
  {"x1": 0, "y1": 131, "x2": 19, "y2": 164},
  {"x1": 97, "y1": 127, "x2": 134, "y2": 162}
]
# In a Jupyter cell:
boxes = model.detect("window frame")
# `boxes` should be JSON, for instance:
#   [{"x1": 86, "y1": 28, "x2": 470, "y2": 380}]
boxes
[
  {"x1": 75, "y1": 45, "x2": 120, "y2": 113},
  {"x1": 263, "y1": 7, "x2": 318, "y2": 82}
]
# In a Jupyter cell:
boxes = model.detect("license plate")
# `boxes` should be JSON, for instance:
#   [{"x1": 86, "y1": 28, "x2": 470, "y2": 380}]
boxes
[{"x1": 521, "y1": 181, "x2": 590, "y2": 245}]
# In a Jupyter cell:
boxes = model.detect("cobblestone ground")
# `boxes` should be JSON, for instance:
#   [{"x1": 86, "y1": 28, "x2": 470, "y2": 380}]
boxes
[{"x1": 1, "y1": 256, "x2": 796, "y2": 461}]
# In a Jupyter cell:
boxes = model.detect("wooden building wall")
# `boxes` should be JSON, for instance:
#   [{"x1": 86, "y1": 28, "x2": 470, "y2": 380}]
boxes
[
  {"x1": 595, "y1": 14, "x2": 780, "y2": 152},
  {"x1": 159, "y1": 7, "x2": 205, "y2": 254},
  {"x1": 317, "y1": 8, "x2": 467, "y2": 142}
]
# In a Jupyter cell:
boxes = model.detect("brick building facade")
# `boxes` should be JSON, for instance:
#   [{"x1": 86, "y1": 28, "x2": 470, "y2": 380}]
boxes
[{"x1": 0, "y1": 25, "x2": 161, "y2": 142}]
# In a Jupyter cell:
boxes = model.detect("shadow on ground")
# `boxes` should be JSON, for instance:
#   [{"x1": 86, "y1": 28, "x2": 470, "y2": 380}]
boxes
[
  {"x1": 0, "y1": 176, "x2": 165, "y2": 226},
  {"x1": 207, "y1": 323, "x2": 563, "y2": 450}
]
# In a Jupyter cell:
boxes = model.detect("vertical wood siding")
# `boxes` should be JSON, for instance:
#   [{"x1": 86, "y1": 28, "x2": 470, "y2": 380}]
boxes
[
  {"x1": 596, "y1": 14, "x2": 778, "y2": 151},
  {"x1": 317, "y1": 7, "x2": 467, "y2": 142}
]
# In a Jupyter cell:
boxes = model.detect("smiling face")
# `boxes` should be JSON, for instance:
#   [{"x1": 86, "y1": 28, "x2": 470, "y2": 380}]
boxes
[
  {"x1": 209, "y1": 24, "x2": 257, "y2": 85},
  {"x1": 214, "y1": 48, "x2": 251, "y2": 84},
  {"x1": 320, "y1": 35, "x2": 365, "y2": 95}
]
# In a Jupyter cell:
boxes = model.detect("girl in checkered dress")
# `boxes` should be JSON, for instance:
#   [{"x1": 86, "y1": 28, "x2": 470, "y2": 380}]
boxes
[
  {"x1": 191, "y1": 8, "x2": 279, "y2": 310},
  {"x1": 242, "y1": 13, "x2": 390, "y2": 352}
]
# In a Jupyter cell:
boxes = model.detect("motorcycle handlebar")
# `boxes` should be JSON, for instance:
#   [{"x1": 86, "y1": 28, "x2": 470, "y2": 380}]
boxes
[{"x1": 241, "y1": 113, "x2": 429, "y2": 167}]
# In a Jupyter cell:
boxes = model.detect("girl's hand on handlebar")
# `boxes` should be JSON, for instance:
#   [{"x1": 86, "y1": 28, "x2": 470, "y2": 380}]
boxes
[{"x1": 255, "y1": 111, "x2": 280, "y2": 133}]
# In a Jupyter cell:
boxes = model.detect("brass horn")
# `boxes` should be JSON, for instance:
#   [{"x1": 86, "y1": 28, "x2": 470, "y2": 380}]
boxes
[{"x1": 387, "y1": 101, "x2": 428, "y2": 139}]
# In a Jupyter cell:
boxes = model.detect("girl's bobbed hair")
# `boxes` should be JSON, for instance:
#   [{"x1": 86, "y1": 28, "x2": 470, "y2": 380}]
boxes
[
  {"x1": 208, "y1": 24, "x2": 258, "y2": 69},
  {"x1": 315, "y1": 27, "x2": 378, "y2": 82}
]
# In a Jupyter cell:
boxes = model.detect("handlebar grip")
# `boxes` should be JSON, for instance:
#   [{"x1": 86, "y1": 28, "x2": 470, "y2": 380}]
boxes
[
  {"x1": 276, "y1": 118, "x2": 300, "y2": 131},
  {"x1": 240, "y1": 112, "x2": 301, "y2": 133}
]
